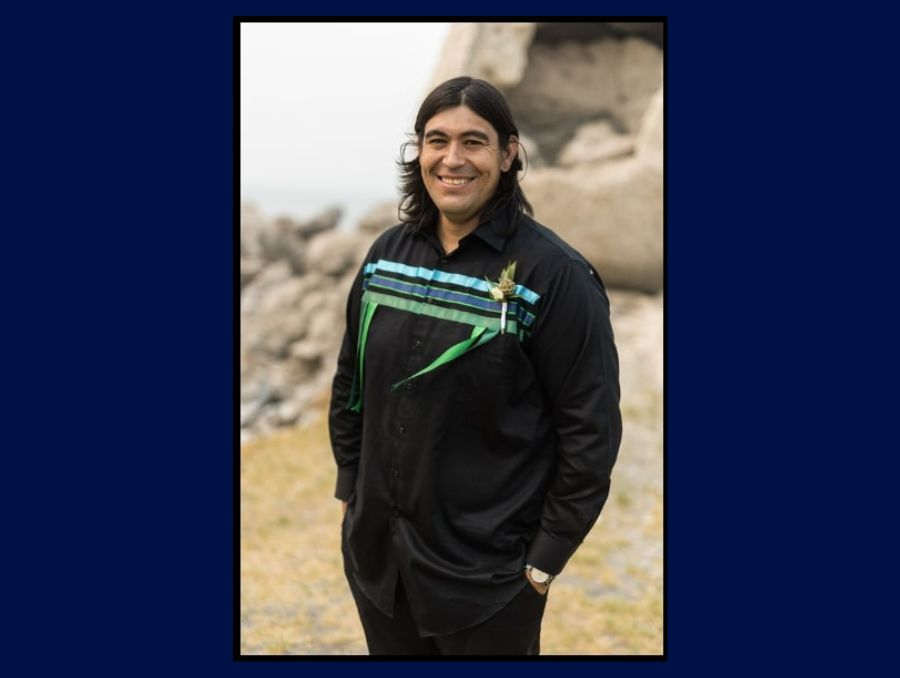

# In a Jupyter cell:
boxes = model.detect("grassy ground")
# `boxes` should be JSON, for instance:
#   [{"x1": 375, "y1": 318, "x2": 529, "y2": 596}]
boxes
[{"x1": 240, "y1": 386, "x2": 663, "y2": 655}]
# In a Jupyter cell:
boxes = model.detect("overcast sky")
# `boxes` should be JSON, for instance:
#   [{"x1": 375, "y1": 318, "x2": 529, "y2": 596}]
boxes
[{"x1": 240, "y1": 22, "x2": 451, "y2": 223}]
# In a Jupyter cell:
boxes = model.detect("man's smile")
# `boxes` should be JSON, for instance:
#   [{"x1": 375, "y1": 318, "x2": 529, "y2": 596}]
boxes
[{"x1": 438, "y1": 176, "x2": 475, "y2": 186}]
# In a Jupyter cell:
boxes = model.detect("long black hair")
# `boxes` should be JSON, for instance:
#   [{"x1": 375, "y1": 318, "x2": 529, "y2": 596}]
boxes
[{"x1": 397, "y1": 76, "x2": 533, "y2": 234}]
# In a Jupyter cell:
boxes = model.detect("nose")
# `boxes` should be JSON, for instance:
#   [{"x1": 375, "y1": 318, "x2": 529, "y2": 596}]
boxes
[{"x1": 443, "y1": 141, "x2": 465, "y2": 168}]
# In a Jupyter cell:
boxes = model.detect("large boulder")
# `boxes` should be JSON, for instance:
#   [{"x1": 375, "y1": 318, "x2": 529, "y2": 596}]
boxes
[
  {"x1": 429, "y1": 23, "x2": 536, "y2": 91},
  {"x1": 357, "y1": 201, "x2": 399, "y2": 235},
  {"x1": 557, "y1": 120, "x2": 635, "y2": 167},
  {"x1": 522, "y1": 81, "x2": 664, "y2": 292},
  {"x1": 305, "y1": 230, "x2": 370, "y2": 277},
  {"x1": 521, "y1": 153, "x2": 662, "y2": 293},
  {"x1": 507, "y1": 36, "x2": 663, "y2": 161}
]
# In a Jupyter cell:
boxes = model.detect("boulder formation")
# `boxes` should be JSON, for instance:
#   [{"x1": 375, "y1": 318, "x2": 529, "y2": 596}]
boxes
[{"x1": 240, "y1": 204, "x2": 373, "y2": 442}]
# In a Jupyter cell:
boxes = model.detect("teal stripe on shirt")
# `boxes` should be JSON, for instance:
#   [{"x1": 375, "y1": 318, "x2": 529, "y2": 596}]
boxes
[{"x1": 364, "y1": 259, "x2": 541, "y2": 305}]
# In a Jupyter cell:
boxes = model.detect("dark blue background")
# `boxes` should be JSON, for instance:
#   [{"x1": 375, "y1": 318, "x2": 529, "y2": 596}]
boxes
[{"x1": 4, "y1": 5, "x2": 887, "y2": 676}]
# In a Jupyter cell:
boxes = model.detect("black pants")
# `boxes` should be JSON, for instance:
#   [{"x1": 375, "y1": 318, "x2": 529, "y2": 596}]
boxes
[{"x1": 346, "y1": 572, "x2": 549, "y2": 655}]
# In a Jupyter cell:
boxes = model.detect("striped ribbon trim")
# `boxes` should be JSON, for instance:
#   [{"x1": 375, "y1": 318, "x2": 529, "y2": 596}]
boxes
[
  {"x1": 362, "y1": 259, "x2": 540, "y2": 333},
  {"x1": 346, "y1": 259, "x2": 541, "y2": 411},
  {"x1": 364, "y1": 260, "x2": 541, "y2": 305}
]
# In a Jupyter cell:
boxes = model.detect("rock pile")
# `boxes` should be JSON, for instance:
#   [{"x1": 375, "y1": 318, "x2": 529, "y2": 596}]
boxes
[{"x1": 240, "y1": 203, "x2": 377, "y2": 442}]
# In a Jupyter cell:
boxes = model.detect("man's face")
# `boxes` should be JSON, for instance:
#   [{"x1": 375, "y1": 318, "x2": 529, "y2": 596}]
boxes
[{"x1": 419, "y1": 105, "x2": 516, "y2": 228}]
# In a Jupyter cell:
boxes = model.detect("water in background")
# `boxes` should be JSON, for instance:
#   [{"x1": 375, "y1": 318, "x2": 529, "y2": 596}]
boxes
[{"x1": 241, "y1": 184, "x2": 396, "y2": 232}]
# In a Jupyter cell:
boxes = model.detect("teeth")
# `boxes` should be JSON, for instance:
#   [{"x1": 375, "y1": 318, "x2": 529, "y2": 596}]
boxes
[{"x1": 441, "y1": 177, "x2": 472, "y2": 185}]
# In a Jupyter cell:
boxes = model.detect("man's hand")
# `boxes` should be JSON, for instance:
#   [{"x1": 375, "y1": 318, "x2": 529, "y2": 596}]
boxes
[
  {"x1": 524, "y1": 569, "x2": 550, "y2": 596},
  {"x1": 341, "y1": 500, "x2": 348, "y2": 517}
]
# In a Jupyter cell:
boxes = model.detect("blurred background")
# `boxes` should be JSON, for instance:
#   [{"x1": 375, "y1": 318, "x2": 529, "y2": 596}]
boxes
[{"x1": 240, "y1": 21, "x2": 664, "y2": 655}]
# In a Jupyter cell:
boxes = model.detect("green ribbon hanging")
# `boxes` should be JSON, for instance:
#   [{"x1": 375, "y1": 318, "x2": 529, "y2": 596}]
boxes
[
  {"x1": 347, "y1": 297, "x2": 501, "y2": 411},
  {"x1": 391, "y1": 325, "x2": 500, "y2": 391},
  {"x1": 346, "y1": 300, "x2": 378, "y2": 413}
]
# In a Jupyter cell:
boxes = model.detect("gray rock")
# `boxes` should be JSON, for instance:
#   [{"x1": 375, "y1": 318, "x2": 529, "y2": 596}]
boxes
[
  {"x1": 242, "y1": 271, "x2": 321, "y2": 370},
  {"x1": 305, "y1": 230, "x2": 369, "y2": 278},
  {"x1": 289, "y1": 339, "x2": 321, "y2": 362},
  {"x1": 241, "y1": 262, "x2": 309, "y2": 315},
  {"x1": 276, "y1": 399, "x2": 301, "y2": 426},
  {"x1": 605, "y1": 22, "x2": 664, "y2": 47},
  {"x1": 241, "y1": 203, "x2": 269, "y2": 259},
  {"x1": 517, "y1": 132, "x2": 546, "y2": 170},
  {"x1": 507, "y1": 37, "x2": 662, "y2": 160},
  {"x1": 557, "y1": 120, "x2": 635, "y2": 166},
  {"x1": 258, "y1": 218, "x2": 307, "y2": 275},
  {"x1": 356, "y1": 202, "x2": 399, "y2": 235},
  {"x1": 636, "y1": 85, "x2": 663, "y2": 171},
  {"x1": 240, "y1": 257, "x2": 265, "y2": 290},
  {"x1": 521, "y1": 156, "x2": 662, "y2": 292},
  {"x1": 534, "y1": 21, "x2": 663, "y2": 49},
  {"x1": 292, "y1": 206, "x2": 342, "y2": 240},
  {"x1": 429, "y1": 23, "x2": 536, "y2": 91}
]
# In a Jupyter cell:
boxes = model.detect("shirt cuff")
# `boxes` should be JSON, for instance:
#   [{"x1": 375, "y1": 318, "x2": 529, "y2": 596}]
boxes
[
  {"x1": 334, "y1": 465, "x2": 358, "y2": 501},
  {"x1": 526, "y1": 528, "x2": 577, "y2": 576}
]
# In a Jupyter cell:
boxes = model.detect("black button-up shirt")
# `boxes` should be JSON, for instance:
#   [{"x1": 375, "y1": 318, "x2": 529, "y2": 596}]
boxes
[{"x1": 329, "y1": 207, "x2": 622, "y2": 637}]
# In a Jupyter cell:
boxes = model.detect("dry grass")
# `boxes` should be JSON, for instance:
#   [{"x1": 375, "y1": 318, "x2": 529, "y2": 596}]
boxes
[{"x1": 241, "y1": 393, "x2": 663, "y2": 655}]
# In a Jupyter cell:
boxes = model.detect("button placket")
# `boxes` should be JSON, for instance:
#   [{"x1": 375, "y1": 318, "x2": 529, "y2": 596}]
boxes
[{"x1": 425, "y1": 265, "x2": 439, "y2": 305}]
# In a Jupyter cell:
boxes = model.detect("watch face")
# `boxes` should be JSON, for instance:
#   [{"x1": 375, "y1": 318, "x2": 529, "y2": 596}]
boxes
[{"x1": 531, "y1": 569, "x2": 550, "y2": 583}]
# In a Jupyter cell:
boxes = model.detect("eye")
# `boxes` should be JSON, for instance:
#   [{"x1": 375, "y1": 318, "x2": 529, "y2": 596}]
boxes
[{"x1": 464, "y1": 139, "x2": 485, "y2": 147}]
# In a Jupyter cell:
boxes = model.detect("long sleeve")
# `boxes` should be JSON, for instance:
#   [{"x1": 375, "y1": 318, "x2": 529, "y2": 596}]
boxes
[
  {"x1": 524, "y1": 259, "x2": 623, "y2": 575},
  {"x1": 329, "y1": 263, "x2": 366, "y2": 501}
]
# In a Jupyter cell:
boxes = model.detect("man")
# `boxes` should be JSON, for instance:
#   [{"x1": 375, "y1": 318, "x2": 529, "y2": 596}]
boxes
[{"x1": 329, "y1": 76, "x2": 622, "y2": 655}]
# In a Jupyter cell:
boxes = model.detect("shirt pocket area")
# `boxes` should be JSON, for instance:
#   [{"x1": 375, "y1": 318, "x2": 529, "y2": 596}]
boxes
[{"x1": 452, "y1": 331, "x2": 544, "y2": 429}]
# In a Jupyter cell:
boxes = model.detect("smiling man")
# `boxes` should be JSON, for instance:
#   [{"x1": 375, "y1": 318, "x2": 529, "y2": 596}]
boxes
[
  {"x1": 329, "y1": 77, "x2": 622, "y2": 655},
  {"x1": 419, "y1": 105, "x2": 516, "y2": 253}
]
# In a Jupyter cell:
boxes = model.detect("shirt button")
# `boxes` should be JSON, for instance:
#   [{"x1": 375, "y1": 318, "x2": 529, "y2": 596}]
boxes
[
  {"x1": 391, "y1": 468, "x2": 400, "y2": 478},
  {"x1": 439, "y1": 257, "x2": 448, "y2": 264},
  {"x1": 403, "y1": 381, "x2": 413, "y2": 392},
  {"x1": 413, "y1": 338, "x2": 422, "y2": 349},
  {"x1": 398, "y1": 424, "x2": 406, "y2": 435}
]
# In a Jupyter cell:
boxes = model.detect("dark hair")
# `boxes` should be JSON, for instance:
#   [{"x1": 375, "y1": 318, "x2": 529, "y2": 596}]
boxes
[{"x1": 397, "y1": 76, "x2": 533, "y2": 234}]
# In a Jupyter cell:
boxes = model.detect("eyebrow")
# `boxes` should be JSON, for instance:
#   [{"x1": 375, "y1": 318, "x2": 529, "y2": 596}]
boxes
[{"x1": 424, "y1": 129, "x2": 492, "y2": 142}]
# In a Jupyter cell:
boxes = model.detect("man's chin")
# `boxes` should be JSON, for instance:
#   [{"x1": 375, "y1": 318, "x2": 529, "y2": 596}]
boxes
[{"x1": 438, "y1": 211, "x2": 480, "y2": 228}]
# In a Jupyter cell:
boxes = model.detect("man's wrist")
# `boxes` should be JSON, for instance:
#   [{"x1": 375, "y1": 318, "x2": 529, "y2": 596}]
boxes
[{"x1": 525, "y1": 563, "x2": 555, "y2": 585}]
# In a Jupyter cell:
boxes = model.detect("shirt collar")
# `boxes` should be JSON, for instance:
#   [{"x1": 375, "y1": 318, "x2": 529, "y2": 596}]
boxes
[
  {"x1": 415, "y1": 204, "x2": 517, "y2": 253},
  {"x1": 466, "y1": 206, "x2": 515, "y2": 252}
]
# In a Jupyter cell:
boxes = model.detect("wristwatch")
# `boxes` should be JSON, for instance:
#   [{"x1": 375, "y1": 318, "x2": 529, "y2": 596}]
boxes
[{"x1": 525, "y1": 564, "x2": 555, "y2": 585}]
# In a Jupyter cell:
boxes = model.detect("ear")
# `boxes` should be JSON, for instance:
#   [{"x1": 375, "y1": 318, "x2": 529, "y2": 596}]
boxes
[{"x1": 501, "y1": 136, "x2": 519, "y2": 172}]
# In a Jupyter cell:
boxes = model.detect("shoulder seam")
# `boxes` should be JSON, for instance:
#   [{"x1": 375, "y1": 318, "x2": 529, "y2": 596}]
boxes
[
  {"x1": 520, "y1": 218, "x2": 606, "y2": 288},
  {"x1": 521, "y1": 218, "x2": 588, "y2": 265}
]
